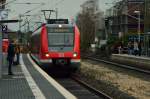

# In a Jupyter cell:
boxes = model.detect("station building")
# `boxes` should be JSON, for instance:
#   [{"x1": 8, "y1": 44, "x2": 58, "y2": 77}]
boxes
[{"x1": 105, "y1": 0, "x2": 144, "y2": 41}]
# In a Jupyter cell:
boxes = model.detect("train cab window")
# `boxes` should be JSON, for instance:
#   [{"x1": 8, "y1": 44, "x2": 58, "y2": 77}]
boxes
[
  {"x1": 46, "y1": 26, "x2": 74, "y2": 51},
  {"x1": 48, "y1": 33, "x2": 74, "y2": 46},
  {"x1": 47, "y1": 27, "x2": 74, "y2": 47}
]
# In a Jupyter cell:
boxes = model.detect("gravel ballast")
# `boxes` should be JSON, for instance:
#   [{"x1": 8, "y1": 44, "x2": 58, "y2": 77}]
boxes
[{"x1": 77, "y1": 60, "x2": 150, "y2": 99}]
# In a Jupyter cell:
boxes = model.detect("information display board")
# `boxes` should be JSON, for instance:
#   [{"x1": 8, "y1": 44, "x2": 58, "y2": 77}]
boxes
[{"x1": 47, "y1": 27, "x2": 73, "y2": 33}]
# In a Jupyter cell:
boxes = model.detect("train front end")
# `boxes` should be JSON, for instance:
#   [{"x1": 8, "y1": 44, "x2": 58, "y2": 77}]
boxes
[{"x1": 40, "y1": 22, "x2": 80, "y2": 71}]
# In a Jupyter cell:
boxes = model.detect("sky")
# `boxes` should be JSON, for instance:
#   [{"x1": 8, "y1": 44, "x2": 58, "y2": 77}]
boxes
[{"x1": 6, "y1": 0, "x2": 118, "y2": 31}]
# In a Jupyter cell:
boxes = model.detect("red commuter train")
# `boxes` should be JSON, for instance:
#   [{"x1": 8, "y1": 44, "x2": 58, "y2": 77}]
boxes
[{"x1": 30, "y1": 19, "x2": 80, "y2": 71}]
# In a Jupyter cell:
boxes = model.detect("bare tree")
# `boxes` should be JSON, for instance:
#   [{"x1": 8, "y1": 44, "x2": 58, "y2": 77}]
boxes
[{"x1": 76, "y1": 10, "x2": 96, "y2": 51}]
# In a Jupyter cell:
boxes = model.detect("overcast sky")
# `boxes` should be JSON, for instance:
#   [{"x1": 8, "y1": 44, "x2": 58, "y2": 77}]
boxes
[{"x1": 6, "y1": 0, "x2": 117, "y2": 31}]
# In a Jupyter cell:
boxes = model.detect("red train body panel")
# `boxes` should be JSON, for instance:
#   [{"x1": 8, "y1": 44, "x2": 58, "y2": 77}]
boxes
[
  {"x1": 30, "y1": 22, "x2": 80, "y2": 71},
  {"x1": 2, "y1": 39, "x2": 9, "y2": 53}
]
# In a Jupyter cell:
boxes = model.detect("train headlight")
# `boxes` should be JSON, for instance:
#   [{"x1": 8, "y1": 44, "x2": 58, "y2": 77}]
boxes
[
  {"x1": 58, "y1": 24, "x2": 62, "y2": 28},
  {"x1": 45, "y1": 53, "x2": 49, "y2": 57},
  {"x1": 73, "y1": 53, "x2": 77, "y2": 57}
]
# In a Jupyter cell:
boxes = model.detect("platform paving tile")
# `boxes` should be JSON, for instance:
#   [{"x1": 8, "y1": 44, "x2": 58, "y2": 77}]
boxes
[
  {"x1": 1, "y1": 54, "x2": 35, "y2": 99},
  {"x1": 23, "y1": 55, "x2": 66, "y2": 99}
]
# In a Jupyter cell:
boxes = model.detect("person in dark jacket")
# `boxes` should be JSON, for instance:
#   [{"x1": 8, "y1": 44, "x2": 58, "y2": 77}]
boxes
[
  {"x1": 7, "y1": 40, "x2": 15, "y2": 75},
  {"x1": 138, "y1": 41, "x2": 142, "y2": 56}
]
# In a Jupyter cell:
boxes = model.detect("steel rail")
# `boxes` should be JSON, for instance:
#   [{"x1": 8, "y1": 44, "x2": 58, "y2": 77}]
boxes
[
  {"x1": 30, "y1": 54, "x2": 112, "y2": 99},
  {"x1": 71, "y1": 74, "x2": 112, "y2": 99},
  {"x1": 82, "y1": 55, "x2": 150, "y2": 75}
]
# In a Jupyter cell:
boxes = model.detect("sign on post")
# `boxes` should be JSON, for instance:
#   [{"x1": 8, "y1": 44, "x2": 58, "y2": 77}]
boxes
[
  {"x1": 2, "y1": 25, "x2": 7, "y2": 32},
  {"x1": 0, "y1": 9, "x2": 8, "y2": 79}
]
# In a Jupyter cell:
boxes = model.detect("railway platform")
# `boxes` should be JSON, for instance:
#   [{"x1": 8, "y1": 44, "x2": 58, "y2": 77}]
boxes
[
  {"x1": 111, "y1": 54, "x2": 150, "y2": 71},
  {"x1": 0, "y1": 53, "x2": 76, "y2": 99},
  {"x1": 112, "y1": 54, "x2": 150, "y2": 60}
]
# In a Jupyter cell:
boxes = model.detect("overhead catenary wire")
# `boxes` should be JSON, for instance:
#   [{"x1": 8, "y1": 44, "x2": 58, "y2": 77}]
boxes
[
  {"x1": 40, "y1": 0, "x2": 65, "y2": 19},
  {"x1": 20, "y1": 13, "x2": 43, "y2": 30},
  {"x1": 10, "y1": 0, "x2": 65, "y2": 20},
  {"x1": 50, "y1": 0, "x2": 66, "y2": 19},
  {"x1": 55, "y1": 0, "x2": 65, "y2": 6},
  {"x1": 25, "y1": 0, "x2": 66, "y2": 29},
  {"x1": 22, "y1": 0, "x2": 66, "y2": 31},
  {"x1": 10, "y1": 1, "x2": 48, "y2": 20},
  {"x1": 9, "y1": 0, "x2": 66, "y2": 32},
  {"x1": 0, "y1": 0, "x2": 18, "y2": 7},
  {"x1": 13, "y1": 2, "x2": 45, "y2": 5}
]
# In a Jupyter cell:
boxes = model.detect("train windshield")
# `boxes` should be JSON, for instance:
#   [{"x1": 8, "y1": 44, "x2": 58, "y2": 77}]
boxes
[{"x1": 47, "y1": 27, "x2": 74, "y2": 47}]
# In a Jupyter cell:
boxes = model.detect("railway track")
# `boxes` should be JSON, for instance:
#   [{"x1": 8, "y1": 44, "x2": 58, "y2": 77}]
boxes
[
  {"x1": 71, "y1": 74, "x2": 112, "y2": 99},
  {"x1": 42, "y1": 67, "x2": 112, "y2": 99},
  {"x1": 31, "y1": 55, "x2": 112, "y2": 99},
  {"x1": 42, "y1": 66, "x2": 112, "y2": 99},
  {"x1": 55, "y1": 75, "x2": 112, "y2": 99},
  {"x1": 82, "y1": 55, "x2": 150, "y2": 75}
]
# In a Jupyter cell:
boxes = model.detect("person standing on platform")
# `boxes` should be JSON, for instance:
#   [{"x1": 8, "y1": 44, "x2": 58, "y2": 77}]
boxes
[
  {"x1": 134, "y1": 41, "x2": 139, "y2": 56},
  {"x1": 127, "y1": 41, "x2": 132, "y2": 55},
  {"x1": 118, "y1": 42, "x2": 123, "y2": 54},
  {"x1": 15, "y1": 43, "x2": 21, "y2": 65},
  {"x1": 7, "y1": 40, "x2": 15, "y2": 75},
  {"x1": 138, "y1": 41, "x2": 142, "y2": 56}
]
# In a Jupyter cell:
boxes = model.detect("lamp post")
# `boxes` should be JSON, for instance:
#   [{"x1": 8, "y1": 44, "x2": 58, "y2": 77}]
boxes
[{"x1": 134, "y1": 10, "x2": 141, "y2": 42}]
